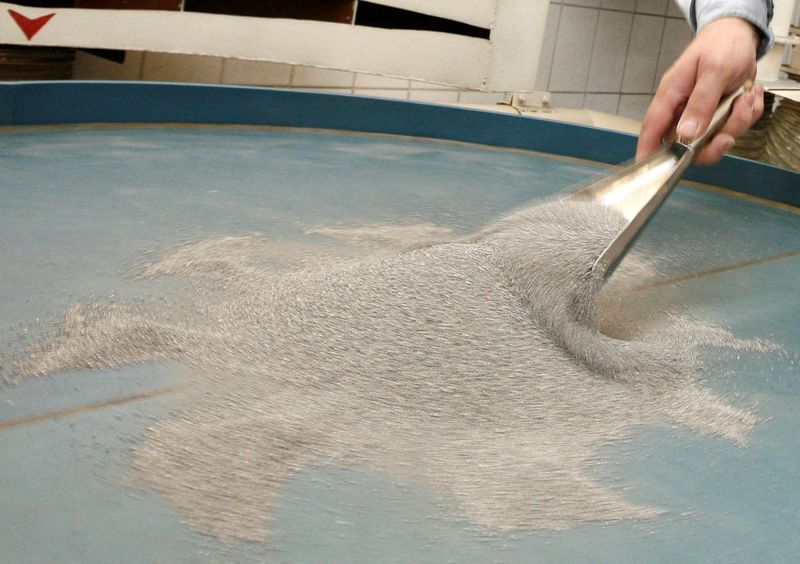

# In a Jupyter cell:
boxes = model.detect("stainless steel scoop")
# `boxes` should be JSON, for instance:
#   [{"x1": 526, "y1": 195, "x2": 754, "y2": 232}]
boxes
[{"x1": 566, "y1": 84, "x2": 749, "y2": 277}]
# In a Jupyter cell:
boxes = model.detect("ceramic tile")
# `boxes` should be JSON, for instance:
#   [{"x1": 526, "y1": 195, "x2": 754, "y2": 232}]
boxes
[
  {"x1": 618, "y1": 93, "x2": 652, "y2": 118},
  {"x1": 221, "y1": 59, "x2": 292, "y2": 86},
  {"x1": 457, "y1": 91, "x2": 507, "y2": 104},
  {"x1": 354, "y1": 73, "x2": 410, "y2": 88},
  {"x1": 72, "y1": 50, "x2": 144, "y2": 81},
  {"x1": 564, "y1": 0, "x2": 602, "y2": 7},
  {"x1": 294, "y1": 87, "x2": 353, "y2": 96},
  {"x1": 549, "y1": 92, "x2": 586, "y2": 107},
  {"x1": 535, "y1": 3, "x2": 562, "y2": 91},
  {"x1": 291, "y1": 66, "x2": 354, "y2": 88},
  {"x1": 621, "y1": 14, "x2": 665, "y2": 92},
  {"x1": 408, "y1": 89, "x2": 460, "y2": 103},
  {"x1": 635, "y1": 0, "x2": 668, "y2": 14},
  {"x1": 654, "y1": 18, "x2": 693, "y2": 87},
  {"x1": 666, "y1": 0, "x2": 685, "y2": 17},
  {"x1": 584, "y1": 92, "x2": 621, "y2": 113},
  {"x1": 548, "y1": 6, "x2": 599, "y2": 92},
  {"x1": 600, "y1": 0, "x2": 636, "y2": 11},
  {"x1": 586, "y1": 11, "x2": 634, "y2": 92},
  {"x1": 353, "y1": 89, "x2": 409, "y2": 100},
  {"x1": 141, "y1": 52, "x2": 223, "y2": 83},
  {"x1": 409, "y1": 80, "x2": 458, "y2": 90}
]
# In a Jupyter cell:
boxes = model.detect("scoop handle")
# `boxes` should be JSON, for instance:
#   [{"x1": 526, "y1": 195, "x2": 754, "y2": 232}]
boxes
[{"x1": 678, "y1": 82, "x2": 751, "y2": 154}]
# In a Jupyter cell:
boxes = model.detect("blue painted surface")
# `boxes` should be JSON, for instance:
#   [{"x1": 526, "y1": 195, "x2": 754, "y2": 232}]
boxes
[
  {"x1": 0, "y1": 81, "x2": 797, "y2": 206},
  {"x1": 0, "y1": 113, "x2": 797, "y2": 560}
]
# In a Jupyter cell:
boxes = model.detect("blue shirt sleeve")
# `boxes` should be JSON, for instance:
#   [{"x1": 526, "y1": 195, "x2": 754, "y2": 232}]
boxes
[{"x1": 688, "y1": 0, "x2": 774, "y2": 58}]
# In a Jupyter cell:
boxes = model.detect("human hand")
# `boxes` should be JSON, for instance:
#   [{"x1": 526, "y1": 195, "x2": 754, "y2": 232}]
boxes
[{"x1": 637, "y1": 17, "x2": 764, "y2": 165}]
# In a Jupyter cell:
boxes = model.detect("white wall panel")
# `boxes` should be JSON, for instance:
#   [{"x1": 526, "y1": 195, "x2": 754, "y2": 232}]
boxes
[
  {"x1": 0, "y1": 1, "x2": 558, "y2": 92},
  {"x1": 548, "y1": 6, "x2": 598, "y2": 92},
  {"x1": 0, "y1": 2, "x2": 491, "y2": 89}
]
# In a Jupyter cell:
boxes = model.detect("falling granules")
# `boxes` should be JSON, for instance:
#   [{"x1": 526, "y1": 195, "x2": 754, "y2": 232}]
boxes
[{"x1": 8, "y1": 200, "x2": 778, "y2": 543}]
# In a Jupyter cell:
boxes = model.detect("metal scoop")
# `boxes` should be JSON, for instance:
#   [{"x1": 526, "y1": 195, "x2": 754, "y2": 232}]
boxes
[{"x1": 566, "y1": 84, "x2": 749, "y2": 277}]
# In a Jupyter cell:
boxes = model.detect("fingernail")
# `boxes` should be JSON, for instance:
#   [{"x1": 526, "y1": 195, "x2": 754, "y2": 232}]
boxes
[{"x1": 677, "y1": 118, "x2": 698, "y2": 139}]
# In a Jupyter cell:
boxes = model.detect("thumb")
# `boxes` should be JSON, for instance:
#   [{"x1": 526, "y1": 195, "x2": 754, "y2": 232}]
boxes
[{"x1": 675, "y1": 71, "x2": 727, "y2": 140}]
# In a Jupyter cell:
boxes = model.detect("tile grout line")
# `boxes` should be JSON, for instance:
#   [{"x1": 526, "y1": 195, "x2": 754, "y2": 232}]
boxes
[
  {"x1": 582, "y1": 6, "x2": 602, "y2": 106},
  {"x1": 545, "y1": 4, "x2": 564, "y2": 93},
  {"x1": 616, "y1": 10, "x2": 641, "y2": 114},
  {"x1": 615, "y1": 12, "x2": 636, "y2": 95},
  {"x1": 651, "y1": 15, "x2": 668, "y2": 92},
  {"x1": 552, "y1": 0, "x2": 686, "y2": 18}
]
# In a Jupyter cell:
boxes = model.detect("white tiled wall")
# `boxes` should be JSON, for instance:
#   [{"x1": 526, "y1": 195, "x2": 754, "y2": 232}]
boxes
[
  {"x1": 72, "y1": 50, "x2": 145, "y2": 81},
  {"x1": 621, "y1": 15, "x2": 666, "y2": 93},
  {"x1": 72, "y1": 50, "x2": 501, "y2": 104},
  {"x1": 142, "y1": 52, "x2": 224, "y2": 84},
  {"x1": 586, "y1": 11, "x2": 634, "y2": 92},
  {"x1": 73, "y1": 51, "x2": 510, "y2": 104},
  {"x1": 221, "y1": 59, "x2": 292, "y2": 86},
  {"x1": 655, "y1": 18, "x2": 694, "y2": 85},
  {"x1": 72, "y1": 0, "x2": 695, "y2": 120},
  {"x1": 618, "y1": 93, "x2": 654, "y2": 118},
  {"x1": 548, "y1": 6, "x2": 598, "y2": 92},
  {"x1": 584, "y1": 92, "x2": 621, "y2": 113},
  {"x1": 539, "y1": 0, "x2": 694, "y2": 118}
]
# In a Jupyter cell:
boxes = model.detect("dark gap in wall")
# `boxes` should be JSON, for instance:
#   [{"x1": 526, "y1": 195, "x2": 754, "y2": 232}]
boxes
[
  {"x1": 183, "y1": 0, "x2": 356, "y2": 24},
  {"x1": 75, "y1": 0, "x2": 181, "y2": 9},
  {"x1": 7, "y1": 0, "x2": 490, "y2": 40},
  {"x1": 0, "y1": 46, "x2": 75, "y2": 80},
  {"x1": 79, "y1": 48, "x2": 126, "y2": 63},
  {"x1": 354, "y1": 2, "x2": 490, "y2": 39},
  {"x1": 8, "y1": 1, "x2": 181, "y2": 8},
  {"x1": 2, "y1": 1, "x2": 76, "y2": 79},
  {"x1": 4, "y1": 1, "x2": 74, "y2": 6}
]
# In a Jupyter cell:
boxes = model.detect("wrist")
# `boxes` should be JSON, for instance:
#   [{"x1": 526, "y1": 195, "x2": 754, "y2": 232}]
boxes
[
  {"x1": 702, "y1": 17, "x2": 759, "y2": 51},
  {"x1": 691, "y1": 0, "x2": 774, "y2": 58}
]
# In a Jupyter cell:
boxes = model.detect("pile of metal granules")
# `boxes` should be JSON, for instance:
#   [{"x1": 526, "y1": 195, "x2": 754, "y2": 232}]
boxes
[{"x1": 12, "y1": 200, "x2": 774, "y2": 543}]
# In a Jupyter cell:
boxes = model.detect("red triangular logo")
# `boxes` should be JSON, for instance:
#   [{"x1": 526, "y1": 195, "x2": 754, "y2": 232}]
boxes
[{"x1": 8, "y1": 9, "x2": 56, "y2": 41}]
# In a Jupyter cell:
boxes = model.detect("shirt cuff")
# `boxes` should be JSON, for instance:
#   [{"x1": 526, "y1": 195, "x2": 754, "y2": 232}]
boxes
[{"x1": 689, "y1": 0, "x2": 774, "y2": 58}]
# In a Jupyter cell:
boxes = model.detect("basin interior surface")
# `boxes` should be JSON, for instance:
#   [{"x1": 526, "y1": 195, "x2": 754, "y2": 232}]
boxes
[{"x1": 0, "y1": 126, "x2": 798, "y2": 563}]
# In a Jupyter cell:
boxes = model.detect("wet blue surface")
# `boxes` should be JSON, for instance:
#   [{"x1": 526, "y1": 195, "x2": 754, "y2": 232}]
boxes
[{"x1": 0, "y1": 127, "x2": 797, "y2": 562}]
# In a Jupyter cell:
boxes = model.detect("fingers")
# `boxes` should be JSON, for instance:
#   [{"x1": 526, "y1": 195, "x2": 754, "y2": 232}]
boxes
[
  {"x1": 637, "y1": 94, "x2": 679, "y2": 161},
  {"x1": 694, "y1": 84, "x2": 763, "y2": 164},
  {"x1": 752, "y1": 82, "x2": 765, "y2": 122},
  {"x1": 675, "y1": 67, "x2": 729, "y2": 142},
  {"x1": 694, "y1": 133, "x2": 736, "y2": 165},
  {"x1": 636, "y1": 69, "x2": 694, "y2": 161}
]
